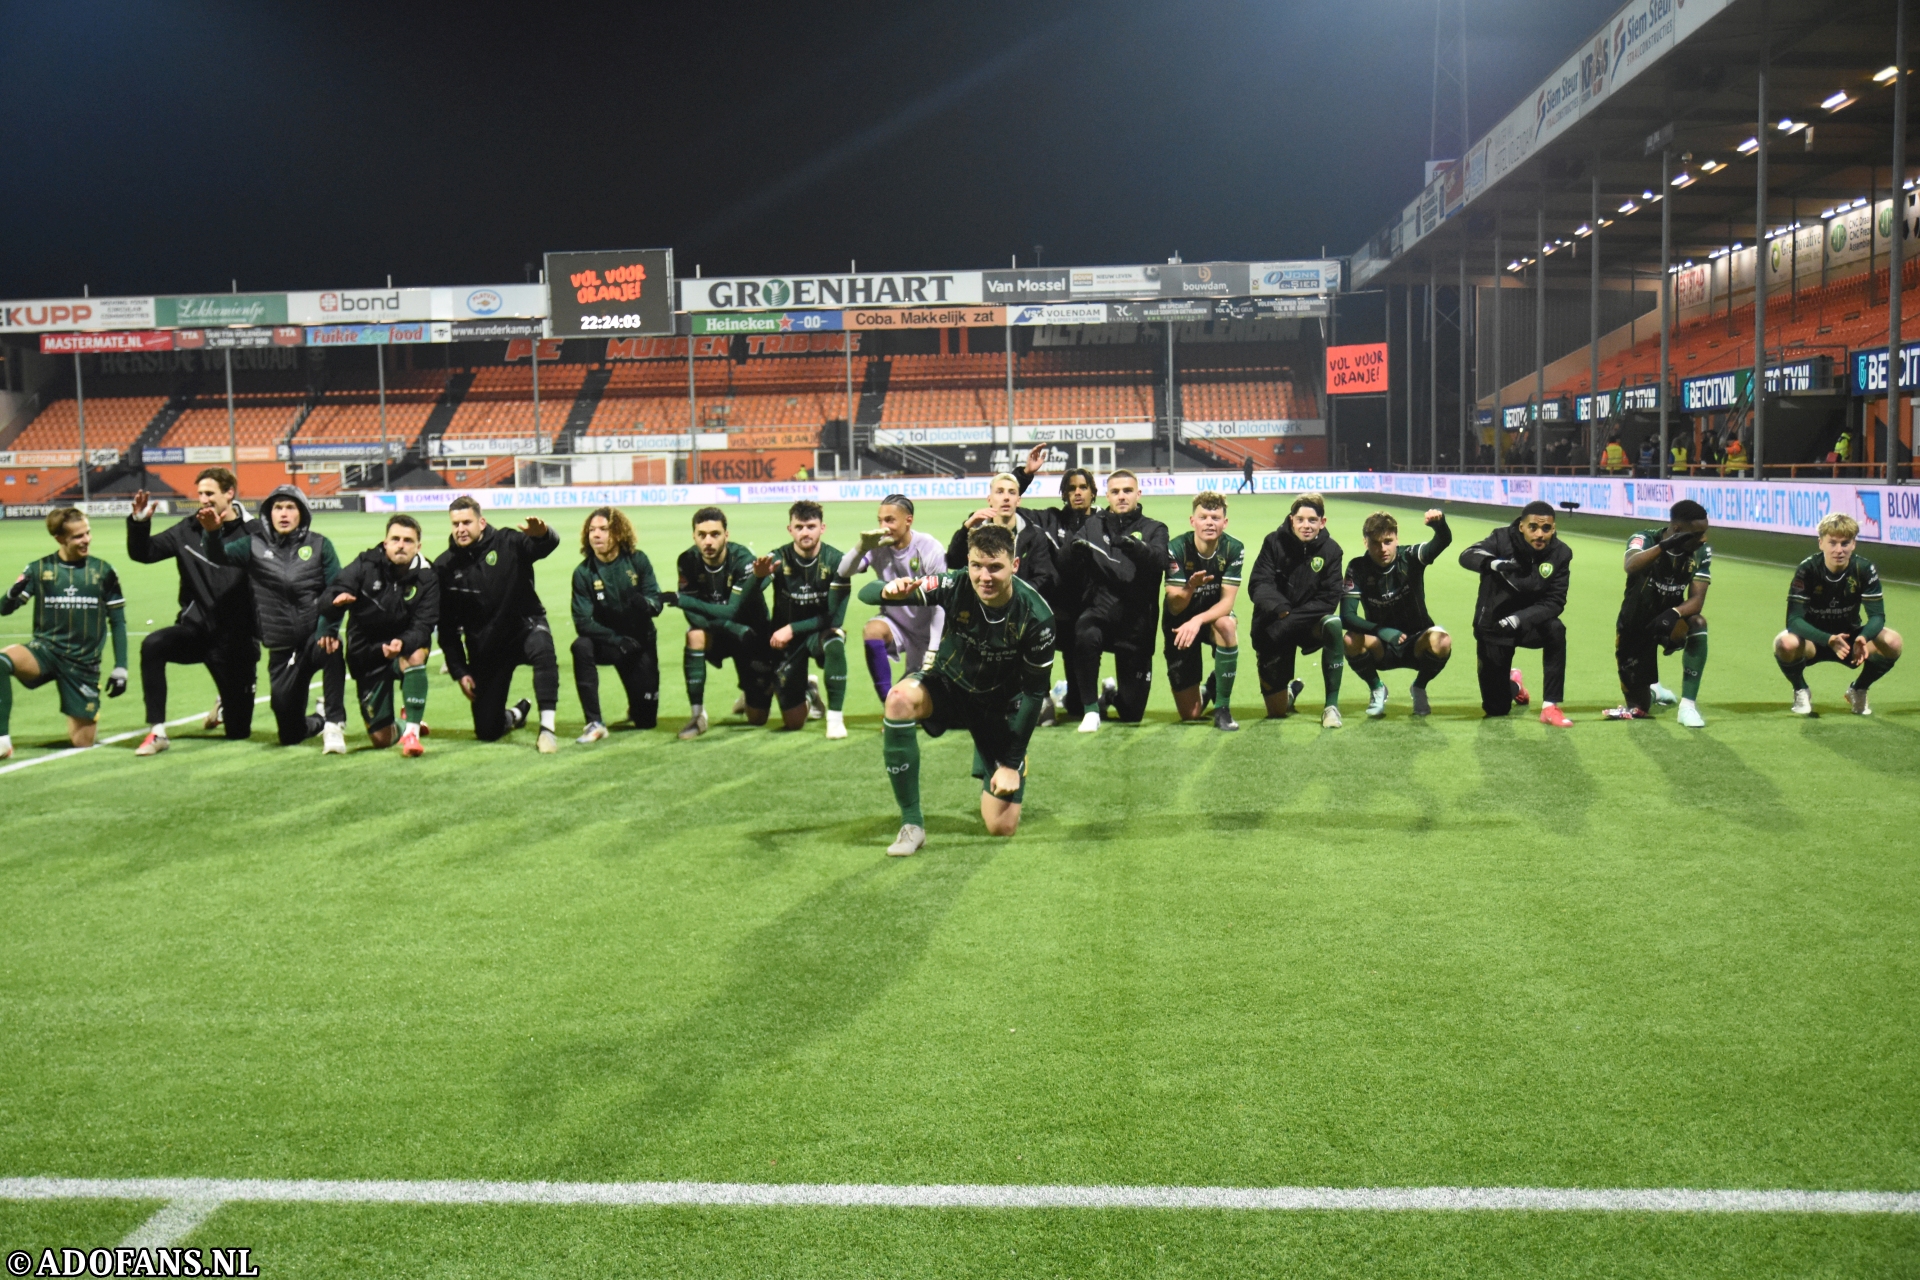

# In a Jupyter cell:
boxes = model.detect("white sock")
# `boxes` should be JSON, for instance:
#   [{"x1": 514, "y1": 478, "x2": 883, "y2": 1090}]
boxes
[
  {"x1": 539, "y1": 710, "x2": 555, "y2": 733},
  {"x1": 689, "y1": 703, "x2": 704, "y2": 718},
  {"x1": 150, "y1": 724, "x2": 168, "y2": 737},
  {"x1": 826, "y1": 709, "x2": 844, "y2": 729},
  {"x1": 1680, "y1": 697, "x2": 1697, "y2": 709},
  {"x1": 1543, "y1": 701, "x2": 1557, "y2": 709}
]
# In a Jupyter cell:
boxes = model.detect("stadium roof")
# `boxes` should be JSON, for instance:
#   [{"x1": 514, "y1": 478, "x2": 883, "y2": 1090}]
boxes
[{"x1": 1353, "y1": 0, "x2": 1914, "y2": 289}]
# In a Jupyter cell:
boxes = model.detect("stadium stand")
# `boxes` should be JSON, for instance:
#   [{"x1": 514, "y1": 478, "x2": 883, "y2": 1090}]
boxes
[
  {"x1": 10, "y1": 395, "x2": 166, "y2": 455},
  {"x1": 295, "y1": 369, "x2": 447, "y2": 447},
  {"x1": 439, "y1": 363, "x2": 590, "y2": 448}
]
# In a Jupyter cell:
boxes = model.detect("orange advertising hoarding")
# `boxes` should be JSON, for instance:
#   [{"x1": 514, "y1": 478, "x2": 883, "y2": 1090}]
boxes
[{"x1": 1325, "y1": 342, "x2": 1389, "y2": 395}]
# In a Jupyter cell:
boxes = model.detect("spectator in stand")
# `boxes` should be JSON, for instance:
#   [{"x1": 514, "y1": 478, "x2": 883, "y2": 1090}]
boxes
[
  {"x1": 1670, "y1": 437, "x2": 1690, "y2": 474},
  {"x1": 1835, "y1": 431, "x2": 1853, "y2": 466},
  {"x1": 1723, "y1": 436, "x2": 1750, "y2": 477},
  {"x1": 1601, "y1": 434, "x2": 1630, "y2": 474},
  {"x1": 1637, "y1": 438, "x2": 1657, "y2": 476}
]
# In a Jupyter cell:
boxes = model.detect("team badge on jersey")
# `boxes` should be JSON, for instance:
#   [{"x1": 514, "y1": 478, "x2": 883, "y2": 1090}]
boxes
[
  {"x1": 1539, "y1": 563, "x2": 1554, "y2": 577},
  {"x1": 486, "y1": 550, "x2": 498, "y2": 566},
  {"x1": 1311, "y1": 556, "x2": 1325, "y2": 571},
  {"x1": 298, "y1": 546, "x2": 313, "y2": 561}
]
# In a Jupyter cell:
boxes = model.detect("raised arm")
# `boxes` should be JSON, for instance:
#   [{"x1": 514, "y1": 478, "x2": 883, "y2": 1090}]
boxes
[{"x1": 1415, "y1": 512, "x2": 1452, "y2": 563}]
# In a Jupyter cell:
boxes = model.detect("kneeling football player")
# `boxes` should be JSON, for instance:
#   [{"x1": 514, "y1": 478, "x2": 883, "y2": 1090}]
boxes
[
  {"x1": 1607, "y1": 500, "x2": 1711, "y2": 727},
  {"x1": 1774, "y1": 512, "x2": 1902, "y2": 715},
  {"x1": 323, "y1": 514, "x2": 439, "y2": 755},
  {"x1": 863, "y1": 523, "x2": 1055, "y2": 855},
  {"x1": 1342, "y1": 508, "x2": 1454, "y2": 718},
  {"x1": 0, "y1": 508, "x2": 129, "y2": 758}
]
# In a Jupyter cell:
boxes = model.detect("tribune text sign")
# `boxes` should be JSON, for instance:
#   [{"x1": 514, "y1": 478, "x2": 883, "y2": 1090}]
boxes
[{"x1": 1325, "y1": 343, "x2": 1389, "y2": 395}]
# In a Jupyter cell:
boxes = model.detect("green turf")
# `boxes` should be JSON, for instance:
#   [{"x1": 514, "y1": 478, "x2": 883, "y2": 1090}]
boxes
[{"x1": 0, "y1": 495, "x2": 1914, "y2": 1276}]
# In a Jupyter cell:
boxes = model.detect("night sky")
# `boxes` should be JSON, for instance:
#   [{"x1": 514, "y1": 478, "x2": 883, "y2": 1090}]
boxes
[{"x1": 2, "y1": 1, "x2": 1619, "y2": 299}]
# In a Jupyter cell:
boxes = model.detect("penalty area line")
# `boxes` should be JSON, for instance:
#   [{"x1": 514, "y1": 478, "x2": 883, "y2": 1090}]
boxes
[{"x1": 2, "y1": 1177, "x2": 1916, "y2": 1216}]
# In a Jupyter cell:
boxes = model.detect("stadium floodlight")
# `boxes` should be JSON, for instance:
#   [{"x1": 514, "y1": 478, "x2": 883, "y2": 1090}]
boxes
[
  {"x1": 1618, "y1": 199, "x2": 1639, "y2": 214},
  {"x1": 1852, "y1": 196, "x2": 1868, "y2": 208},
  {"x1": 1598, "y1": 217, "x2": 1614, "y2": 227},
  {"x1": 1776, "y1": 118, "x2": 1806, "y2": 134},
  {"x1": 1822, "y1": 90, "x2": 1855, "y2": 111},
  {"x1": 1874, "y1": 65, "x2": 1899, "y2": 83},
  {"x1": 1737, "y1": 137, "x2": 1760, "y2": 153},
  {"x1": 1672, "y1": 171, "x2": 1696, "y2": 188},
  {"x1": 1574, "y1": 224, "x2": 1592, "y2": 237},
  {"x1": 1700, "y1": 159, "x2": 1726, "y2": 173}
]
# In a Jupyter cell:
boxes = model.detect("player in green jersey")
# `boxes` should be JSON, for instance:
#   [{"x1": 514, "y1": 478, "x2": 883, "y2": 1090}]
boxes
[
  {"x1": 1341, "y1": 508, "x2": 1454, "y2": 718},
  {"x1": 570, "y1": 507, "x2": 664, "y2": 743},
  {"x1": 1605, "y1": 499, "x2": 1711, "y2": 727},
  {"x1": 0, "y1": 508, "x2": 129, "y2": 757},
  {"x1": 671, "y1": 506, "x2": 773, "y2": 739},
  {"x1": 761, "y1": 499, "x2": 853, "y2": 738},
  {"x1": 1774, "y1": 512, "x2": 1903, "y2": 715},
  {"x1": 1163, "y1": 491, "x2": 1244, "y2": 731},
  {"x1": 863, "y1": 523, "x2": 1055, "y2": 856}
]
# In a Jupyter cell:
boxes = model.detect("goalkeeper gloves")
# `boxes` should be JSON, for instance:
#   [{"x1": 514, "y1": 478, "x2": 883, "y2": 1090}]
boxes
[{"x1": 107, "y1": 668, "x2": 128, "y2": 698}]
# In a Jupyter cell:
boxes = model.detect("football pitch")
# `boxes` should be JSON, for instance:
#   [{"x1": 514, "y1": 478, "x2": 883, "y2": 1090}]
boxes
[{"x1": 0, "y1": 493, "x2": 1915, "y2": 1277}]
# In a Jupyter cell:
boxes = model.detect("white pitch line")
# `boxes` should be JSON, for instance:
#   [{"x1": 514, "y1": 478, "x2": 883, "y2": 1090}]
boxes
[
  {"x1": 2, "y1": 1177, "x2": 1915, "y2": 1215},
  {"x1": 0, "y1": 649, "x2": 442, "y2": 777},
  {"x1": 120, "y1": 1198, "x2": 223, "y2": 1247}
]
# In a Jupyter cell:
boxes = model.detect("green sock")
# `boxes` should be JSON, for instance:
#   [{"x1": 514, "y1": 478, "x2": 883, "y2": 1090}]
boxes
[
  {"x1": 400, "y1": 663, "x2": 428, "y2": 727},
  {"x1": 822, "y1": 635, "x2": 847, "y2": 712},
  {"x1": 1777, "y1": 655, "x2": 1808, "y2": 691},
  {"x1": 1681, "y1": 630, "x2": 1707, "y2": 701},
  {"x1": 1351, "y1": 652, "x2": 1382, "y2": 691},
  {"x1": 0, "y1": 652, "x2": 13, "y2": 736},
  {"x1": 1213, "y1": 646, "x2": 1237, "y2": 711},
  {"x1": 684, "y1": 648, "x2": 707, "y2": 708},
  {"x1": 883, "y1": 718, "x2": 923, "y2": 826},
  {"x1": 1855, "y1": 652, "x2": 1896, "y2": 690},
  {"x1": 1320, "y1": 617, "x2": 1344, "y2": 706}
]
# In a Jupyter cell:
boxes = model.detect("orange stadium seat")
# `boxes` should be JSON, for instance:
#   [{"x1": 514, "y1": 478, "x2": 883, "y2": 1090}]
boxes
[{"x1": 12, "y1": 396, "x2": 167, "y2": 453}]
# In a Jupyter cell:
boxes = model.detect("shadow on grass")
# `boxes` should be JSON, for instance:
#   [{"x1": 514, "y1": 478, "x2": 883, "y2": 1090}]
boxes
[
  {"x1": 1466, "y1": 715, "x2": 1596, "y2": 828},
  {"x1": 501, "y1": 836, "x2": 1000, "y2": 1176},
  {"x1": 1623, "y1": 724, "x2": 1797, "y2": 829}
]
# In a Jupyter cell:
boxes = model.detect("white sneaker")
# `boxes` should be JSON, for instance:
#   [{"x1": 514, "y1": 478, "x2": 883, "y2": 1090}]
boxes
[
  {"x1": 731, "y1": 695, "x2": 748, "y2": 715},
  {"x1": 1287, "y1": 678, "x2": 1304, "y2": 714},
  {"x1": 1037, "y1": 693, "x2": 1058, "y2": 726},
  {"x1": 886, "y1": 823, "x2": 927, "y2": 856},
  {"x1": 825, "y1": 709, "x2": 847, "y2": 740},
  {"x1": 204, "y1": 698, "x2": 223, "y2": 731},
  {"x1": 1651, "y1": 682, "x2": 1679, "y2": 707},
  {"x1": 1097, "y1": 676, "x2": 1118, "y2": 717},
  {"x1": 1365, "y1": 684, "x2": 1388, "y2": 719},
  {"x1": 321, "y1": 722, "x2": 347, "y2": 755},
  {"x1": 135, "y1": 730, "x2": 170, "y2": 756},
  {"x1": 576, "y1": 721, "x2": 609, "y2": 744},
  {"x1": 1410, "y1": 684, "x2": 1431, "y2": 716},
  {"x1": 678, "y1": 709, "x2": 709, "y2": 740},
  {"x1": 1078, "y1": 710, "x2": 1102, "y2": 733},
  {"x1": 0, "y1": 735, "x2": 11, "y2": 760},
  {"x1": 1321, "y1": 704, "x2": 1343, "y2": 729},
  {"x1": 1845, "y1": 683, "x2": 1872, "y2": 716},
  {"x1": 1790, "y1": 688, "x2": 1814, "y2": 716},
  {"x1": 1677, "y1": 699, "x2": 1706, "y2": 728},
  {"x1": 1050, "y1": 680, "x2": 1068, "y2": 703},
  {"x1": 537, "y1": 728, "x2": 559, "y2": 753},
  {"x1": 805, "y1": 676, "x2": 825, "y2": 720}
]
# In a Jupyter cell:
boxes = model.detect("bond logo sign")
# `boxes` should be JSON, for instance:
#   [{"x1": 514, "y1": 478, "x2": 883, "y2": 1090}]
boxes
[
  {"x1": 546, "y1": 249, "x2": 675, "y2": 337},
  {"x1": 1325, "y1": 343, "x2": 1389, "y2": 395}
]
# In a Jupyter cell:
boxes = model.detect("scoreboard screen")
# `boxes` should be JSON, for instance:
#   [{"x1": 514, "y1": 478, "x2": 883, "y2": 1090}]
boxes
[{"x1": 544, "y1": 248, "x2": 674, "y2": 337}]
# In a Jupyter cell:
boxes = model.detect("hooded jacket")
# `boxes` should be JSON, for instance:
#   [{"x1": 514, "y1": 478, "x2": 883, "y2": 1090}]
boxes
[
  {"x1": 433, "y1": 518, "x2": 560, "y2": 678},
  {"x1": 1013, "y1": 464, "x2": 1095, "y2": 615},
  {"x1": 322, "y1": 544, "x2": 441, "y2": 670},
  {"x1": 1066, "y1": 504, "x2": 1168, "y2": 626},
  {"x1": 203, "y1": 485, "x2": 340, "y2": 650},
  {"x1": 127, "y1": 502, "x2": 254, "y2": 641},
  {"x1": 1458, "y1": 518, "x2": 1573, "y2": 635},
  {"x1": 946, "y1": 513, "x2": 1058, "y2": 603},
  {"x1": 1247, "y1": 521, "x2": 1344, "y2": 621}
]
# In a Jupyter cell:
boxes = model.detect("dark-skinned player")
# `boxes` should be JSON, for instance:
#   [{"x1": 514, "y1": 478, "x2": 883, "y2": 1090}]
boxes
[
  {"x1": 1606, "y1": 499, "x2": 1711, "y2": 727},
  {"x1": 1342, "y1": 507, "x2": 1453, "y2": 719},
  {"x1": 1459, "y1": 499, "x2": 1574, "y2": 725}
]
